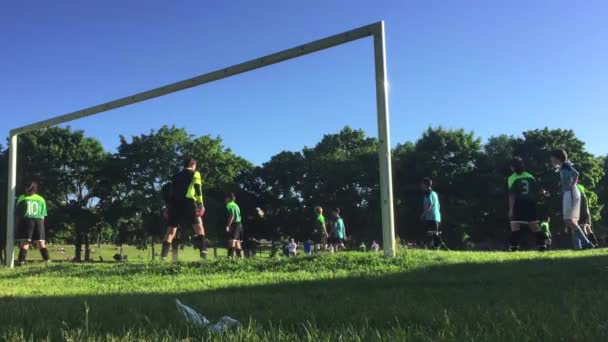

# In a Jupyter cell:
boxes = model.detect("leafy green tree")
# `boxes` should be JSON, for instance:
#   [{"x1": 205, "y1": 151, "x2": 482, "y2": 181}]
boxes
[{"x1": 16, "y1": 127, "x2": 108, "y2": 260}]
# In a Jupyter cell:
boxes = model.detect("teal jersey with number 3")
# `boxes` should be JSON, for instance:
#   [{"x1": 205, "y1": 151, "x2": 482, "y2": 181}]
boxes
[{"x1": 16, "y1": 194, "x2": 48, "y2": 219}]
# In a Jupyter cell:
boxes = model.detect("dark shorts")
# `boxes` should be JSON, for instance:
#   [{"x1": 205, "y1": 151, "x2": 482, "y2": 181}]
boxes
[
  {"x1": 330, "y1": 237, "x2": 344, "y2": 245},
  {"x1": 424, "y1": 220, "x2": 440, "y2": 232},
  {"x1": 313, "y1": 233, "x2": 328, "y2": 245},
  {"x1": 17, "y1": 218, "x2": 45, "y2": 242},
  {"x1": 168, "y1": 200, "x2": 199, "y2": 228},
  {"x1": 511, "y1": 199, "x2": 539, "y2": 224},
  {"x1": 228, "y1": 223, "x2": 243, "y2": 241}
]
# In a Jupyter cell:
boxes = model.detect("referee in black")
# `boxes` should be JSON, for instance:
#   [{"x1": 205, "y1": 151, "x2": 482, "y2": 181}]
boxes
[{"x1": 161, "y1": 158, "x2": 206, "y2": 260}]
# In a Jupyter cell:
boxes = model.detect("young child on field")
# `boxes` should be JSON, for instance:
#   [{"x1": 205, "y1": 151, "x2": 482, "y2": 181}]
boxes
[{"x1": 288, "y1": 239, "x2": 297, "y2": 257}]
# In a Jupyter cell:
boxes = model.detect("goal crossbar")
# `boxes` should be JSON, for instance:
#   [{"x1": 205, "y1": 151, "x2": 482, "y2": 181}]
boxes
[{"x1": 5, "y1": 21, "x2": 396, "y2": 267}]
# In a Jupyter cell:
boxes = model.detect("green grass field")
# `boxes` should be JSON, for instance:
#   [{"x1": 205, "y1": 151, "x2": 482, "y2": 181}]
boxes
[
  {"x1": 1, "y1": 249, "x2": 607, "y2": 341},
  {"x1": 23, "y1": 244, "x2": 230, "y2": 263}
]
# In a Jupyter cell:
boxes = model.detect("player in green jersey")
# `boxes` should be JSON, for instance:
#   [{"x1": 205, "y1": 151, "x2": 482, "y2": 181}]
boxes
[
  {"x1": 225, "y1": 192, "x2": 243, "y2": 258},
  {"x1": 15, "y1": 181, "x2": 50, "y2": 265},
  {"x1": 539, "y1": 218, "x2": 552, "y2": 249},
  {"x1": 507, "y1": 157, "x2": 547, "y2": 251},
  {"x1": 313, "y1": 206, "x2": 328, "y2": 252},
  {"x1": 575, "y1": 183, "x2": 598, "y2": 247}
]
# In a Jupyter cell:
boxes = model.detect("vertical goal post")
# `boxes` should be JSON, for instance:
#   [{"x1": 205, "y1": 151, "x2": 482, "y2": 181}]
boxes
[{"x1": 5, "y1": 21, "x2": 396, "y2": 267}]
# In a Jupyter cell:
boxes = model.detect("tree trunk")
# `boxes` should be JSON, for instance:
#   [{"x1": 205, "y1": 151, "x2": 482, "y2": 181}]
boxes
[
  {"x1": 74, "y1": 235, "x2": 82, "y2": 262},
  {"x1": 84, "y1": 235, "x2": 91, "y2": 262}
]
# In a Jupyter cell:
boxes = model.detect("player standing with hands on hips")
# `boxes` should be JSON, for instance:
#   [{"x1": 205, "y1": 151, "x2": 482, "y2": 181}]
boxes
[{"x1": 550, "y1": 149, "x2": 594, "y2": 249}]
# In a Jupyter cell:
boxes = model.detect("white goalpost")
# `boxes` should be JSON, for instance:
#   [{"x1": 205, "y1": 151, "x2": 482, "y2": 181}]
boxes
[{"x1": 5, "y1": 21, "x2": 396, "y2": 267}]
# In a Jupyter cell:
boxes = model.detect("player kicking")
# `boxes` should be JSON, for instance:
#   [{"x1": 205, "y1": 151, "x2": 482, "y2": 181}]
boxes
[
  {"x1": 225, "y1": 193, "x2": 243, "y2": 258},
  {"x1": 161, "y1": 158, "x2": 206, "y2": 260},
  {"x1": 507, "y1": 157, "x2": 547, "y2": 251},
  {"x1": 550, "y1": 149, "x2": 594, "y2": 249},
  {"x1": 15, "y1": 181, "x2": 50, "y2": 265}
]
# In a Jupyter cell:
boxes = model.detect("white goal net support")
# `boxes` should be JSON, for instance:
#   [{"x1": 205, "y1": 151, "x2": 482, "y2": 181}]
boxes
[{"x1": 5, "y1": 21, "x2": 396, "y2": 267}]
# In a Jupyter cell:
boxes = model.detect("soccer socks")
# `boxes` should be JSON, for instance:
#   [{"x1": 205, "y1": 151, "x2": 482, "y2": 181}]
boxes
[
  {"x1": 235, "y1": 249, "x2": 243, "y2": 258},
  {"x1": 17, "y1": 248, "x2": 28, "y2": 264},
  {"x1": 228, "y1": 249, "x2": 235, "y2": 258},
  {"x1": 535, "y1": 232, "x2": 547, "y2": 252},
  {"x1": 40, "y1": 248, "x2": 50, "y2": 261},
  {"x1": 160, "y1": 241, "x2": 171, "y2": 259},
  {"x1": 573, "y1": 225, "x2": 593, "y2": 248},
  {"x1": 587, "y1": 233, "x2": 598, "y2": 246},
  {"x1": 509, "y1": 231, "x2": 522, "y2": 251}
]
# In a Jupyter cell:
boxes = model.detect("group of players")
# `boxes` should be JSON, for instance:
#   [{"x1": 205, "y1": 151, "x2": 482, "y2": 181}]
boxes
[
  {"x1": 160, "y1": 158, "x2": 243, "y2": 260},
  {"x1": 420, "y1": 148, "x2": 598, "y2": 251},
  {"x1": 11, "y1": 148, "x2": 600, "y2": 265}
]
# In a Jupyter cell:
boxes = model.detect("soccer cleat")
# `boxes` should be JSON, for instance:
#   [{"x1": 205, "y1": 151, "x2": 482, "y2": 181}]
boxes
[{"x1": 582, "y1": 243, "x2": 595, "y2": 250}]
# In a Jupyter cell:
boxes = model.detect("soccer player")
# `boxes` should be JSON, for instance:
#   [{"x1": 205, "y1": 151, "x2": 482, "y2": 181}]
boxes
[
  {"x1": 287, "y1": 239, "x2": 298, "y2": 257},
  {"x1": 540, "y1": 217, "x2": 552, "y2": 250},
  {"x1": 507, "y1": 157, "x2": 547, "y2": 251},
  {"x1": 15, "y1": 181, "x2": 50, "y2": 265},
  {"x1": 370, "y1": 240, "x2": 380, "y2": 252},
  {"x1": 576, "y1": 183, "x2": 598, "y2": 247},
  {"x1": 161, "y1": 158, "x2": 206, "y2": 260},
  {"x1": 225, "y1": 192, "x2": 243, "y2": 258},
  {"x1": 420, "y1": 178, "x2": 442, "y2": 249},
  {"x1": 312, "y1": 206, "x2": 328, "y2": 252},
  {"x1": 330, "y1": 208, "x2": 346, "y2": 251},
  {"x1": 550, "y1": 149, "x2": 594, "y2": 249}
]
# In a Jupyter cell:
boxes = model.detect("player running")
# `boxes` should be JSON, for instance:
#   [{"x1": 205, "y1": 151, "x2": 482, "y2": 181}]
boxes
[
  {"x1": 15, "y1": 181, "x2": 50, "y2": 265},
  {"x1": 507, "y1": 157, "x2": 547, "y2": 251},
  {"x1": 420, "y1": 178, "x2": 442, "y2": 249},
  {"x1": 225, "y1": 192, "x2": 243, "y2": 258},
  {"x1": 161, "y1": 158, "x2": 206, "y2": 260},
  {"x1": 550, "y1": 149, "x2": 594, "y2": 249}
]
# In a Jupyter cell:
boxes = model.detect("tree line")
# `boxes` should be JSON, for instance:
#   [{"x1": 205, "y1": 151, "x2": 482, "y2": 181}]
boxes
[{"x1": 0, "y1": 125, "x2": 606, "y2": 261}]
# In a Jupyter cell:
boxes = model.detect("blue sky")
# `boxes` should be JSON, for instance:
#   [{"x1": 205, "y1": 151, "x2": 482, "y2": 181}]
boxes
[{"x1": 1, "y1": 0, "x2": 607, "y2": 165}]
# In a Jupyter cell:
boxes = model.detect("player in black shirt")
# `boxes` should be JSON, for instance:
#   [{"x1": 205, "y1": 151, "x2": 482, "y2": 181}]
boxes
[
  {"x1": 161, "y1": 158, "x2": 206, "y2": 260},
  {"x1": 507, "y1": 157, "x2": 547, "y2": 251}
]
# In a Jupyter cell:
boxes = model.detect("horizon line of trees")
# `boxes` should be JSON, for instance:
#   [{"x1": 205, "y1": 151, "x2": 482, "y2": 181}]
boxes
[{"x1": 0, "y1": 125, "x2": 606, "y2": 261}]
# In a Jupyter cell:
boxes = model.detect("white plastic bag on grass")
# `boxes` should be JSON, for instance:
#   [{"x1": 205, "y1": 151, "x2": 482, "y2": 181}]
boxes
[{"x1": 175, "y1": 299, "x2": 241, "y2": 333}]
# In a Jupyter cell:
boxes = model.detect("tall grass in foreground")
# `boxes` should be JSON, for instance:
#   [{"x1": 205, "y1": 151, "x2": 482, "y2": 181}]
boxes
[{"x1": 1, "y1": 250, "x2": 607, "y2": 341}]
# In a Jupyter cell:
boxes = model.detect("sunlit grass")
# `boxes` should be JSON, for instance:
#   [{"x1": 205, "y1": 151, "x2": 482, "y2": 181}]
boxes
[{"x1": 1, "y1": 249, "x2": 607, "y2": 341}]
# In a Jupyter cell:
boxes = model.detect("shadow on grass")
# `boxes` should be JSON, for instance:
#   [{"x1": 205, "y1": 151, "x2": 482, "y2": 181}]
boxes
[{"x1": 1, "y1": 253, "x2": 608, "y2": 340}]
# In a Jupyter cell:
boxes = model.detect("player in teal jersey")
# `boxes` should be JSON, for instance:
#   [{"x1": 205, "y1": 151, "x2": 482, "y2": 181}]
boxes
[
  {"x1": 550, "y1": 149, "x2": 594, "y2": 249},
  {"x1": 15, "y1": 181, "x2": 50, "y2": 265},
  {"x1": 507, "y1": 157, "x2": 547, "y2": 251},
  {"x1": 420, "y1": 178, "x2": 442, "y2": 249}
]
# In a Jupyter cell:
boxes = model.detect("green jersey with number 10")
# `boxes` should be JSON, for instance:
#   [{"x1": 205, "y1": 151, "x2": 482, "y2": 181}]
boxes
[{"x1": 16, "y1": 194, "x2": 48, "y2": 219}]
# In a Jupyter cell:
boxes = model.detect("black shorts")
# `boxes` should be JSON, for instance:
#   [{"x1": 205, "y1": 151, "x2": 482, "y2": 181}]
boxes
[
  {"x1": 511, "y1": 200, "x2": 539, "y2": 224},
  {"x1": 17, "y1": 218, "x2": 45, "y2": 242},
  {"x1": 313, "y1": 233, "x2": 328, "y2": 245},
  {"x1": 167, "y1": 200, "x2": 199, "y2": 228},
  {"x1": 330, "y1": 237, "x2": 344, "y2": 245},
  {"x1": 228, "y1": 223, "x2": 243, "y2": 241},
  {"x1": 424, "y1": 220, "x2": 440, "y2": 232}
]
